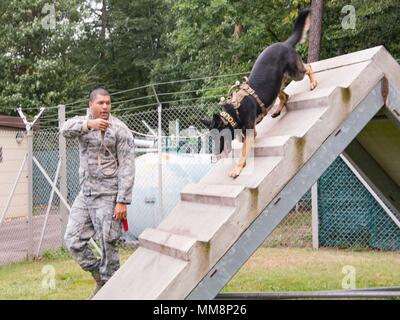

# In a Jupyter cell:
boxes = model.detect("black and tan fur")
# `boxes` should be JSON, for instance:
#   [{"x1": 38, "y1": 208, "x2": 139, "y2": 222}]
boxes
[{"x1": 202, "y1": 9, "x2": 317, "y2": 178}]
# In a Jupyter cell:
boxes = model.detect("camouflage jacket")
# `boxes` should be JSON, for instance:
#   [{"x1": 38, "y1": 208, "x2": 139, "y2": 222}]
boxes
[{"x1": 60, "y1": 114, "x2": 135, "y2": 204}]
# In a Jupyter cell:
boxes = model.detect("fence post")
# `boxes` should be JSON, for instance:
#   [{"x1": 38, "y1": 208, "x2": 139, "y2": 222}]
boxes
[
  {"x1": 27, "y1": 129, "x2": 34, "y2": 259},
  {"x1": 311, "y1": 182, "x2": 319, "y2": 249},
  {"x1": 58, "y1": 105, "x2": 68, "y2": 244},
  {"x1": 151, "y1": 85, "x2": 164, "y2": 225},
  {"x1": 157, "y1": 98, "x2": 164, "y2": 224},
  {"x1": 17, "y1": 107, "x2": 45, "y2": 260}
]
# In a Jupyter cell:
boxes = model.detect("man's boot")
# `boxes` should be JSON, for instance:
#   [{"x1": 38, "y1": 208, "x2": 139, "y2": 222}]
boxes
[{"x1": 89, "y1": 269, "x2": 106, "y2": 299}]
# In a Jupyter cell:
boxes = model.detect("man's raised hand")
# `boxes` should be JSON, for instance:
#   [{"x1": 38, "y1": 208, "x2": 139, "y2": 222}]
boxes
[{"x1": 87, "y1": 119, "x2": 111, "y2": 131}]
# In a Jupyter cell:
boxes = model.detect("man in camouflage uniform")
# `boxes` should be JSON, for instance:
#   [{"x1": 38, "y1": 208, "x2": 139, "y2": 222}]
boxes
[{"x1": 61, "y1": 88, "x2": 135, "y2": 297}]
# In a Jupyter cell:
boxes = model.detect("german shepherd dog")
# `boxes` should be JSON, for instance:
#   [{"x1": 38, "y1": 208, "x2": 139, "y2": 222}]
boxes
[{"x1": 201, "y1": 9, "x2": 317, "y2": 178}]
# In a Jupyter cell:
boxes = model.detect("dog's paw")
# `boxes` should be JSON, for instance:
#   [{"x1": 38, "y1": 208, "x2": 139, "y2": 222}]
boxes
[
  {"x1": 228, "y1": 167, "x2": 242, "y2": 179},
  {"x1": 310, "y1": 80, "x2": 317, "y2": 91},
  {"x1": 271, "y1": 111, "x2": 281, "y2": 118}
]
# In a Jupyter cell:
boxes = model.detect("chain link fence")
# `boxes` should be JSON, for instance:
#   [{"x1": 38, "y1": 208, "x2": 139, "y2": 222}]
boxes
[
  {"x1": 119, "y1": 104, "x2": 219, "y2": 237},
  {"x1": 263, "y1": 190, "x2": 312, "y2": 248},
  {"x1": 264, "y1": 156, "x2": 400, "y2": 251},
  {"x1": 1, "y1": 104, "x2": 399, "y2": 266},
  {"x1": 318, "y1": 157, "x2": 400, "y2": 251}
]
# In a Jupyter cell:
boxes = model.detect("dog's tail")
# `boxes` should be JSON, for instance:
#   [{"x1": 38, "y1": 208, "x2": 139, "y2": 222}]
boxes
[{"x1": 285, "y1": 9, "x2": 311, "y2": 47}]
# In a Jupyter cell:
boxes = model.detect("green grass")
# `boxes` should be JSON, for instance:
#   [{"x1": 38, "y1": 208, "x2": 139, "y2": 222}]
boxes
[
  {"x1": 223, "y1": 247, "x2": 400, "y2": 293},
  {"x1": 0, "y1": 247, "x2": 134, "y2": 300},
  {"x1": 0, "y1": 246, "x2": 399, "y2": 299}
]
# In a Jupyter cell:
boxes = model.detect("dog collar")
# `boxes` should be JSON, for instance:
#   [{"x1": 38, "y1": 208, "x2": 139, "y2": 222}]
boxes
[{"x1": 220, "y1": 111, "x2": 239, "y2": 129}]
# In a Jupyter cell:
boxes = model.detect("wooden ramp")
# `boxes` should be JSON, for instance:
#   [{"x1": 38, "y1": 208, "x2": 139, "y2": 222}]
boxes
[{"x1": 94, "y1": 46, "x2": 400, "y2": 300}]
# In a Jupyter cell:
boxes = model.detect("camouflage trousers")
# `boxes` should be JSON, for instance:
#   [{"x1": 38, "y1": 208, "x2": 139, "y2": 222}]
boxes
[{"x1": 64, "y1": 192, "x2": 123, "y2": 282}]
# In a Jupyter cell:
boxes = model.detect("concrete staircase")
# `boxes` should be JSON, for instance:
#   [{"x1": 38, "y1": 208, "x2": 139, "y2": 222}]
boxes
[{"x1": 94, "y1": 46, "x2": 400, "y2": 300}]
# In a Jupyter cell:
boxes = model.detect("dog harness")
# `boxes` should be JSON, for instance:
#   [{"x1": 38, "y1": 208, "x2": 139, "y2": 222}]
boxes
[
  {"x1": 219, "y1": 78, "x2": 271, "y2": 126},
  {"x1": 219, "y1": 111, "x2": 239, "y2": 129}
]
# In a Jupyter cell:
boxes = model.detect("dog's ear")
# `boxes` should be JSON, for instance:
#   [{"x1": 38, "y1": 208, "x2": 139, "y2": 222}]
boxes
[{"x1": 200, "y1": 118, "x2": 212, "y2": 128}]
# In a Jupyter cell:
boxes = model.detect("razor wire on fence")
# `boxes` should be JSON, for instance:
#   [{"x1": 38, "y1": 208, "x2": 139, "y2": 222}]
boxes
[{"x1": 0, "y1": 102, "x2": 399, "y2": 266}]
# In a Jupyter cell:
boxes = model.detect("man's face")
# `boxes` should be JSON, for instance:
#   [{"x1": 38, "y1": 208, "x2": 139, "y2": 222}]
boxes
[{"x1": 89, "y1": 94, "x2": 111, "y2": 119}]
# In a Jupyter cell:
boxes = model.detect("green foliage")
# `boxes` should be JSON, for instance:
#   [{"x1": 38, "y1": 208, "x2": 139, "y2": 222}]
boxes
[
  {"x1": 41, "y1": 246, "x2": 71, "y2": 261},
  {"x1": 147, "y1": 0, "x2": 312, "y2": 108},
  {"x1": 322, "y1": 0, "x2": 400, "y2": 60},
  {"x1": 81, "y1": 0, "x2": 170, "y2": 91},
  {"x1": 0, "y1": 0, "x2": 88, "y2": 116},
  {"x1": 1, "y1": 247, "x2": 399, "y2": 299},
  {"x1": 0, "y1": 0, "x2": 399, "y2": 119}
]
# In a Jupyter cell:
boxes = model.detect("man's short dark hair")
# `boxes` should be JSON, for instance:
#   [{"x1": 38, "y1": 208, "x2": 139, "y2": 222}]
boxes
[{"x1": 89, "y1": 88, "x2": 110, "y2": 102}]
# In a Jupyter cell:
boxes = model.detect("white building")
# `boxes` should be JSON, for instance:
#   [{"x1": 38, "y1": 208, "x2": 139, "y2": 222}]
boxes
[{"x1": 0, "y1": 115, "x2": 28, "y2": 219}]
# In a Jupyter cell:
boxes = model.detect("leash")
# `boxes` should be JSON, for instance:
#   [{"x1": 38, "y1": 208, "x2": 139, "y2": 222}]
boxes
[
  {"x1": 98, "y1": 130, "x2": 118, "y2": 177},
  {"x1": 94, "y1": 124, "x2": 129, "y2": 231}
]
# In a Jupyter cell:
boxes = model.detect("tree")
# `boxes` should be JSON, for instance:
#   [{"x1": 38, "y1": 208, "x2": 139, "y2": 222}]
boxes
[
  {"x1": 0, "y1": 0, "x2": 87, "y2": 116},
  {"x1": 70, "y1": 0, "x2": 171, "y2": 110},
  {"x1": 321, "y1": 0, "x2": 400, "y2": 61},
  {"x1": 308, "y1": 0, "x2": 324, "y2": 62},
  {"x1": 1, "y1": 0, "x2": 399, "y2": 121},
  {"x1": 150, "y1": 0, "x2": 311, "y2": 104}
]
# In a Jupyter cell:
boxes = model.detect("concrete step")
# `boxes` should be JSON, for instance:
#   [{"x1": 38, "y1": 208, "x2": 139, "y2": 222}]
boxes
[
  {"x1": 281, "y1": 86, "x2": 334, "y2": 111},
  {"x1": 93, "y1": 246, "x2": 189, "y2": 300},
  {"x1": 158, "y1": 201, "x2": 237, "y2": 242},
  {"x1": 256, "y1": 106, "x2": 329, "y2": 139},
  {"x1": 200, "y1": 156, "x2": 282, "y2": 188},
  {"x1": 232, "y1": 135, "x2": 292, "y2": 157},
  {"x1": 311, "y1": 46, "x2": 380, "y2": 73},
  {"x1": 253, "y1": 135, "x2": 292, "y2": 157},
  {"x1": 180, "y1": 183, "x2": 245, "y2": 207},
  {"x1": 281, "y1": 59, "x2": 374, "y2": 104},
  {"x1": 139, "y1": 228, "x2": 199, "y2": 261}
]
